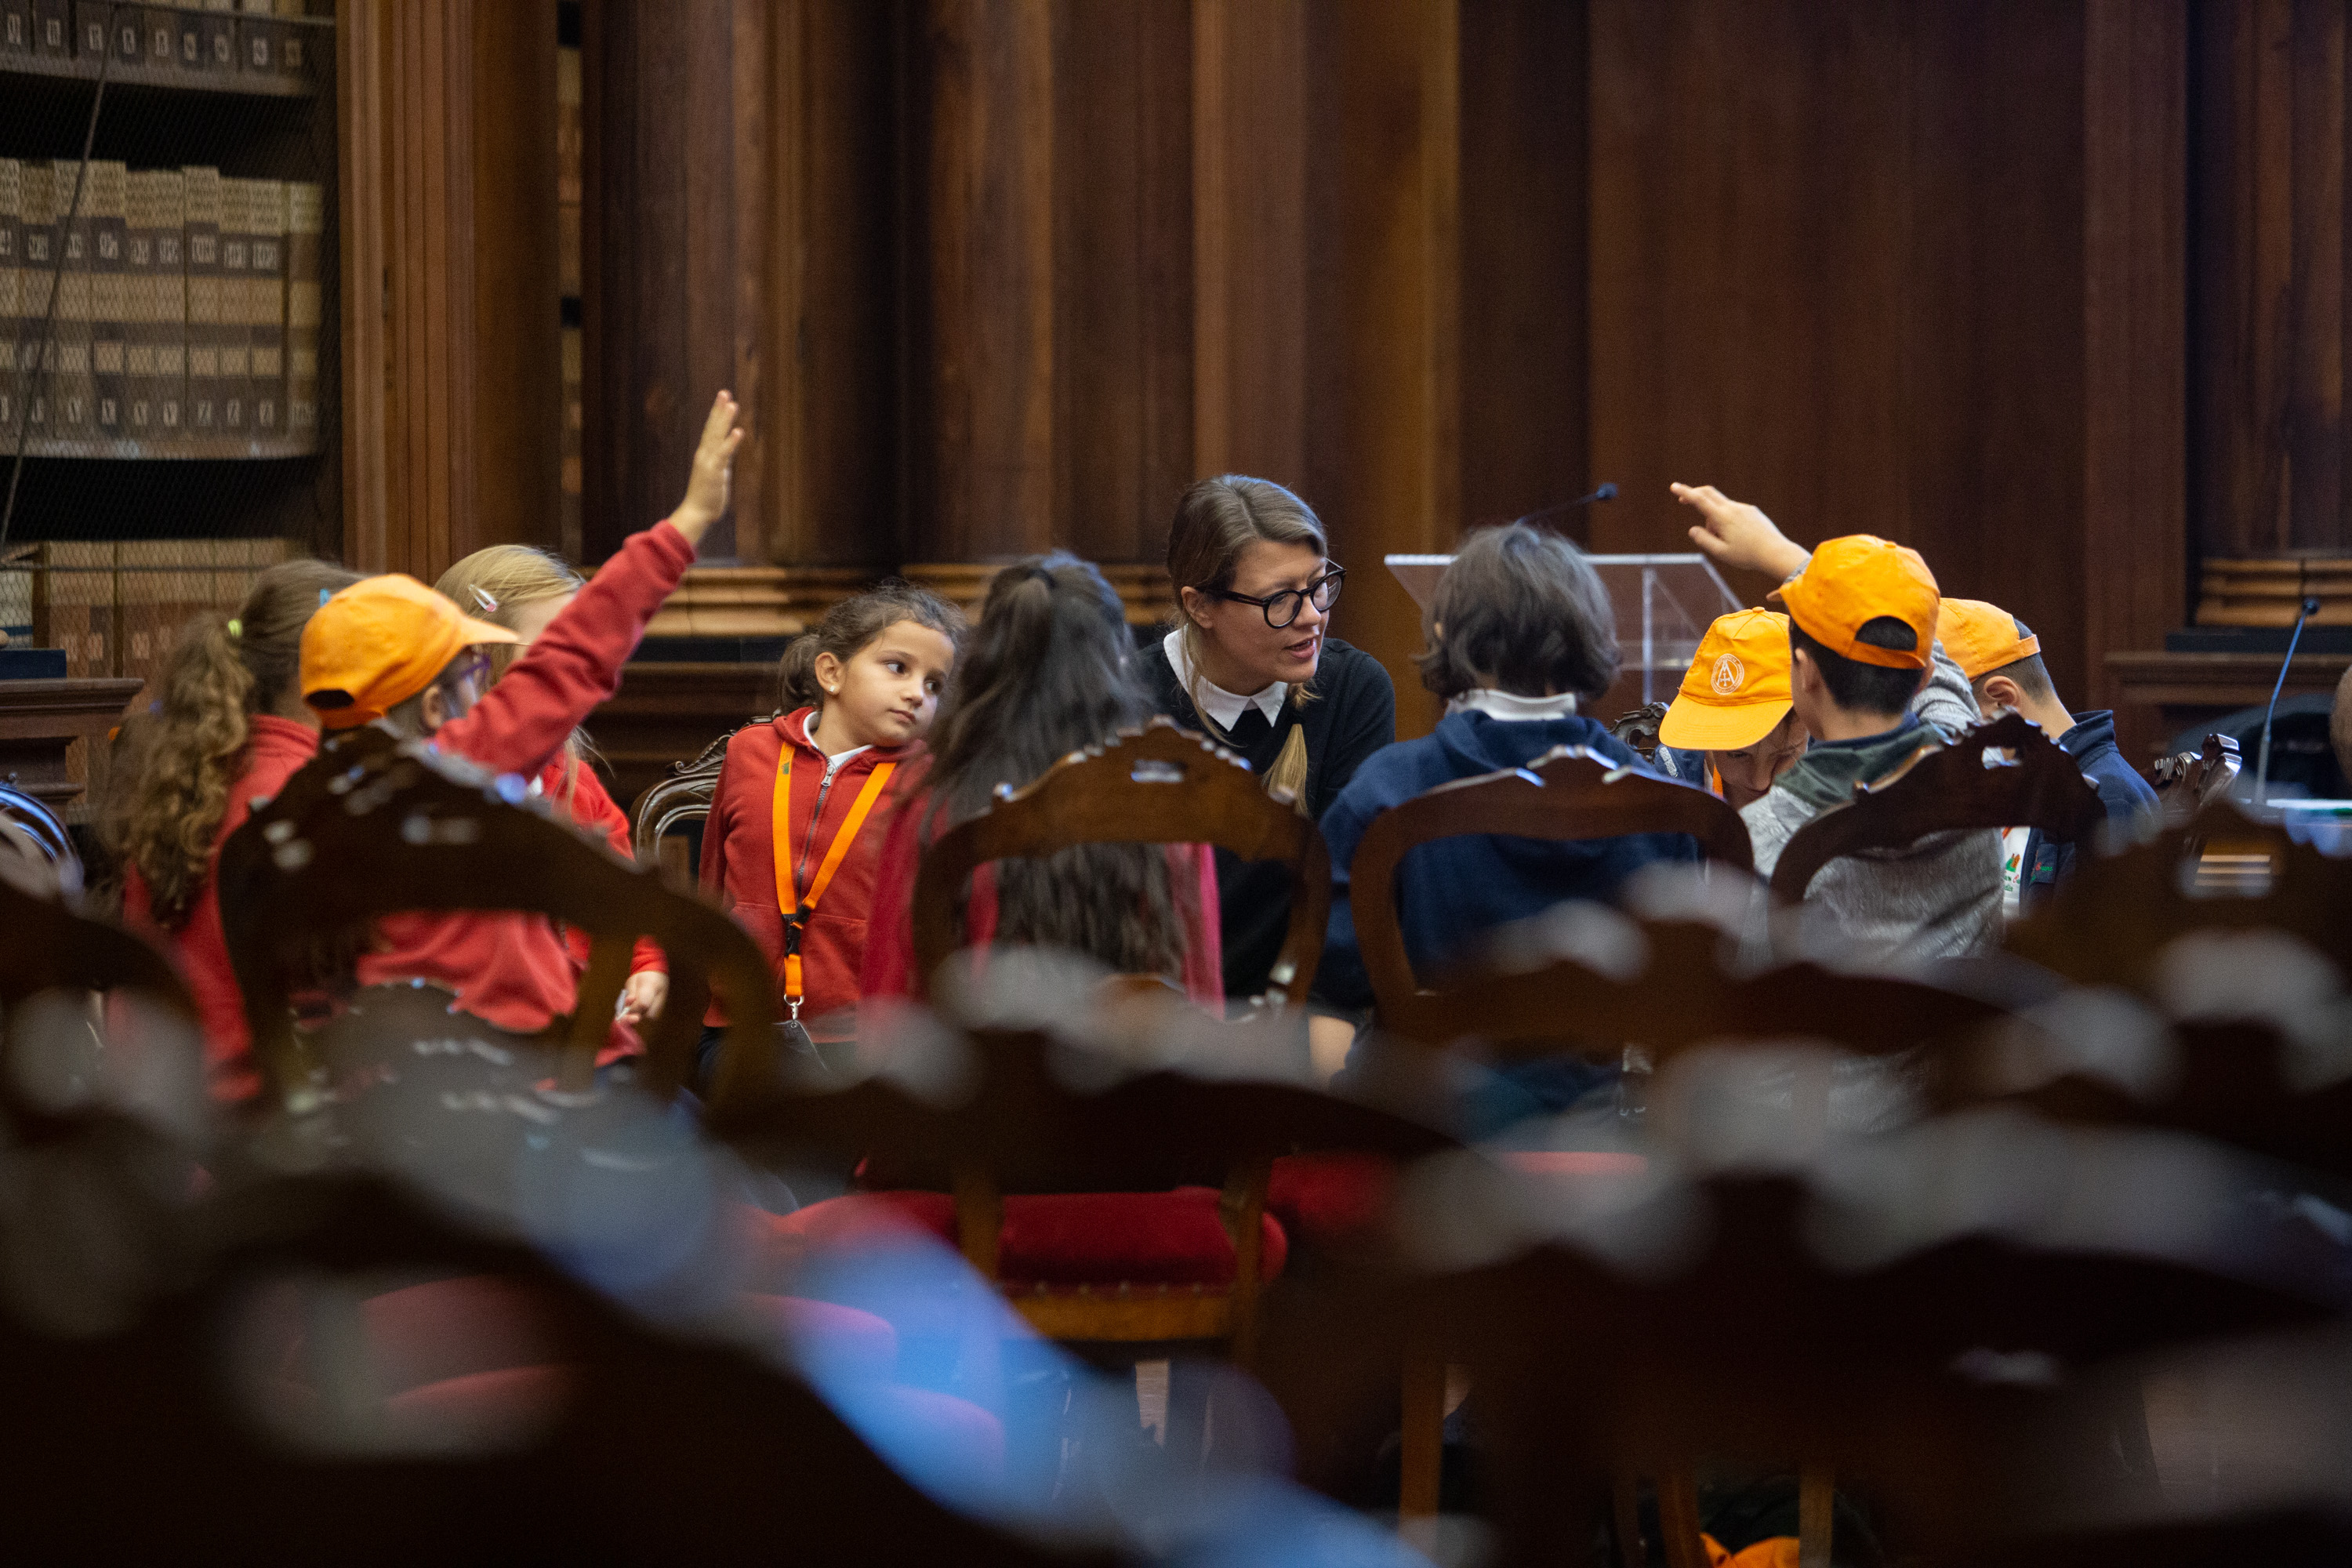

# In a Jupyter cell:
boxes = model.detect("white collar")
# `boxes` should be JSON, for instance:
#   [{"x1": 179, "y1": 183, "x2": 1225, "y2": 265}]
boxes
[
  {"x1": 799, "y1": 711, "x2": 872, "y2": 779},
  {"x1": 1162, "y1": 629, "x2": 1287, "y2": 730},
  {"x1": 1446, "y1": 688, "x2": 1580, "y2": 720}
]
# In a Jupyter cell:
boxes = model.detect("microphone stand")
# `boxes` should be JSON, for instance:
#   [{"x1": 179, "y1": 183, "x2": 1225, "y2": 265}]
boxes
[{"x1": 2254, "y1": 595, "x2": 2321, "y2": 809}]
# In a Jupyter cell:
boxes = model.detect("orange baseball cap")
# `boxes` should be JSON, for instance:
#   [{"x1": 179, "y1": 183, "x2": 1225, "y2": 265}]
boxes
[
  {"x1": 1658, "y1": 609, "x2": 1795, "y2": 751},
  {"x1": 1936, "y1": 597, "x2": 2039, "y2": 681},
  {"x1": 1773, "y1": 535, "x2": 1940, "y2": 670},
  {"x1": 300, "y1": 574, "x2": 517, "y2": 729}
]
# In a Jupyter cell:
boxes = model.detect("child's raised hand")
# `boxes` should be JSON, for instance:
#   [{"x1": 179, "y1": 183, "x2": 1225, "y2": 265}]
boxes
[
  {"x1": 1671, "y1": 482, "x2": 1810, "y2": 581},
  {"x1": 670, "y1": 391, "x2": 746, "y2": 546}
]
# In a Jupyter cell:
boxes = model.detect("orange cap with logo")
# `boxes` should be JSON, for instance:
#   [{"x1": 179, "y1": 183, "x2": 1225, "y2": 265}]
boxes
[
  {"x1": 1935, "y1": 597, "x2": 2039, "y2": 681},
  {"x1": 1658, "y1": 609, "x2": 1795, "y2": 751},
  {"x1": 300, "y1": 574, "x2": 518, "y2": 730},
  {"x1": 1773, "y1": 535, "x2": 1940, "y2": 671}
]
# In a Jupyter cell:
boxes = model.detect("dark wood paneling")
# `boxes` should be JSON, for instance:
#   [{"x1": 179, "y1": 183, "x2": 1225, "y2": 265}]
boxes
[
  {"x1": 2191, "y1": 0, "x2": 2352, "y2": 561},
  {"x1": 766, "y1": 1, "x2": 900, "y2": 568},
  {"x1": 904, "y1": 0, "x2": 1057, "y2": 564},
  {"x1": 1588, "y1": 0, "x2": 2092, "y2": 701},
  {"x1": 1304, "y1": 0, "x2": 1459, "y2": 741},
  {"x1": 466, "y1": 0, "x2": 562, "y2": 561},
  {"x1": 2087, "y1": 0, "x2": 2187, "y2": 728},
  {"x1": 1192, "y1": 0, "x2": 1308, "y2": 492},
  {"x1": 1458, "y1": 0, "x2": 1587, "y2": 533},
  {"x1": 583, "y1": 0, "x2": 746, "y2": 562},
  {"x1": 1052, "y1": 0, "x2": 1192, "y2": 565}
]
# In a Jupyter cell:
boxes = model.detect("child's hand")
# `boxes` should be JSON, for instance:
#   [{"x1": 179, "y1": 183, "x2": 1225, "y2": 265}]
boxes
[
  {"x1": 618, "y1": 971, "x2": 669, "y2": 1026},
  {"x1": 669, "y1": 391, "x2": 746, "y2": 546},
  {"x1": 1672, "y1": 483, "x2": 1811, "y2": 581}
]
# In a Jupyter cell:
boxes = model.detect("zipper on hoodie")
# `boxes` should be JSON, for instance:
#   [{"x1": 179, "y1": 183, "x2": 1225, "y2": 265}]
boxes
[{"x1": 792, "y1": 763, "x2": 843, "y2": 902}]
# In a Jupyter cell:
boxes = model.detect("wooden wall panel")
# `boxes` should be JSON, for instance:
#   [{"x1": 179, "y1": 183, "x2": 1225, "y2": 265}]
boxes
[
  {"x1": 765, "y1": 2, "x2": 900, "y2": 568},
  {"x1": 1588, "y1": 0, "x2": 2094, "y2": 702},
  {"x1": 2087, "y1": 0, "x2": 2187, "y2": 742},
  {"x1": 2191, "y1": 0, "x2": 2352, "y2": 561},
  {"x1": 1458, "y1": 0, "x2": 1588, "y2": 534},
  {"x1": 583, "y1": 0, "x2": 752, "y2": 562},
  {"x1": 1052, "y1": 0, "x2": 1192, "y2": 565},
  {"x1": 904, "y1": 0, "x2": 1057, "y2": 564},
  {"x1": 1304, "y1": 0, "x2": 1460, "y2": 740},
  {"x1": 1192, "y1": 0, "x2": 1308, "y2": 492}
]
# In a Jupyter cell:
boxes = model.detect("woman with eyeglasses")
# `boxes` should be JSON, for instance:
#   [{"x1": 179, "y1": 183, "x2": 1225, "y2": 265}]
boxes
[{"x1": 1138, "y1": 475, "x2": 1396, "y2": 1007}]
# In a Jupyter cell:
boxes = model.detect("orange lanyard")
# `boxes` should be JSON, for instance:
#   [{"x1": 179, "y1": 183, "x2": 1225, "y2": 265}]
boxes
[{"x1": 772, "y1": 750, "x2": 895, "y2": 1019}]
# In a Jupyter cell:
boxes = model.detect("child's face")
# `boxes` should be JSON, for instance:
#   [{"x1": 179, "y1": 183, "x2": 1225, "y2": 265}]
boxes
[
  {"x1": 1708, "y1": 711, "x2": 1808, "y2": 809},
  {"x1": 815, "y1": 619, "x2": 957, "y2": 748}
]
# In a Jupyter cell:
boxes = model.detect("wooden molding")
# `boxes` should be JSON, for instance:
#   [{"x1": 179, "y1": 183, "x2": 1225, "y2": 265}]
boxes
[
  {"x1": 899, "y1": 561, "x2": 1174, "y2": 627},
  {"x1": 636, "y1": 564, "x2": 872, "y2": 639}
]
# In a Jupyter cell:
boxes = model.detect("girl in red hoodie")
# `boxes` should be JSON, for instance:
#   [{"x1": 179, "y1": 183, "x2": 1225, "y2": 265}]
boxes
[
  {"x1": 112, "y1": 557, "x2": 361, "y2": 1101},
  {"x1": 860, "y1": 554, "x2": 1224, "y2": 1009},
  {"x1": 434, "y1": 544, "x2": 669, "y2": 1040},
  {"x1": 699, "y1": 582, "x2": 963, "y2": 1054}
]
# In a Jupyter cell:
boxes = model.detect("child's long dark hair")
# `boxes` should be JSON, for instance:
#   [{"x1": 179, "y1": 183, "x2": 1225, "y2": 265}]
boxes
[
  {"x1": 107, "y1": 558, "x2": 361, "y2": 925},
  {"x1": 921, "y1": 554, "x2": 1188, "y2": 978},
  {"x1": 778, "y1": 579, "x2": 964, "y2": 717}
]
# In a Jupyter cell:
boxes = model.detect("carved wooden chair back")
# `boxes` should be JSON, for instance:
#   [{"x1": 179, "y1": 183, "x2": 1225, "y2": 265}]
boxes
[
  {"x1": 911, "y1": 718, "x2": 1330, "y2": 1010},
  {"x1": 1345, "y1": 745, "x2": 1753, "y2": 1047},
  {"x1": 629, "y1": 718, "x2": 769, "y2": 888},
  {"x1": 715, "y1": 1020, "x2": 1454, "y2": 1360},
  {"x1": 1769, "y1": 711, "x2": 2105, "y2": 905},
  {"x1": 2149, "y1": 731, "x2": 2243, "y2": 828},
  {"x1": 216, "y1": 727, "x2": 779, "y2": 1109},
  {"x1": 2005, "y1": 799, "x2": 2352, "y2": 989},
  {"x1": 1608, "y1": 702, "x2": 1671, "y2": 762}
]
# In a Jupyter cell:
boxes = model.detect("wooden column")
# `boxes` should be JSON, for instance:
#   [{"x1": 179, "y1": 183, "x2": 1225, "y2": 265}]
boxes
[
  {"x1": 2086, "y1": 0, "x2": 2187, "y2": 748},
  {"x1": 583, "y1": 0, "x2": 756, "y2": 564},
  {"x1": 1192, "y1": 0, "x2": 1307, "y2": 492},
  {"x1": 345, "y1": 0, "x2": 561, "y2": 579},
  {"x1": 2190, "y1": 0, "x2": 2351, "y2": 560},
  {"x1": 764, "y1": 1, "x2": 902, "y2": 570},
  {"x1": 904, "y1": 0, "x2": 1058, "y2": 566},
  {"x1": 1305, "y1": 0, "x2": 1460, "y2": 739}
]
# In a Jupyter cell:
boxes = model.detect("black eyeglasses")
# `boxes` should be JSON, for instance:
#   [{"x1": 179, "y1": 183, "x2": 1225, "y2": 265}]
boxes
[{"x1": 1210, "y1": 567, "x2": 1345, "y2": 630}]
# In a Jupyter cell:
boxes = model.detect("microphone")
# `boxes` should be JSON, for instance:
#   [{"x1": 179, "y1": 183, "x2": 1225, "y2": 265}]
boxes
[
  {"x1": 2254, "y1": 594, "x2": 2322, "y2": 808},
  {"x1": 1515, "y1": 484, "x2": 1618, "y2": 530}
]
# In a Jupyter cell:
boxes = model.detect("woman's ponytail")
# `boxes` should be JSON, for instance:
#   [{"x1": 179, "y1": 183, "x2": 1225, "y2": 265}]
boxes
[{"x1": 776, "y1": 633, "x2": 826, "y2": 713}]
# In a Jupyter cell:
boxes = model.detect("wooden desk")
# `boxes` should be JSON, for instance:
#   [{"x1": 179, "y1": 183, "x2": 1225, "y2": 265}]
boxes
[
  {"x1": 588, "y1": 662, "x2": 777, "y2": 814},
  {"x1": 2107, "y1": 651, "x2": 2352, "y2": 765},
  {"x1": 0, "y1": 677, "x2": 147, "y2": 821}
]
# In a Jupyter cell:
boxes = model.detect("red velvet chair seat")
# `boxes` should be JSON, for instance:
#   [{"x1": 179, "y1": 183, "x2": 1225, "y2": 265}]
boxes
[
  {"x1": 769, "y1": 1187, "x2": 1287, "y2": 1291},
  {"x1": 1268, "y1": 1152, "x2": 1398, "y2": 1245}
]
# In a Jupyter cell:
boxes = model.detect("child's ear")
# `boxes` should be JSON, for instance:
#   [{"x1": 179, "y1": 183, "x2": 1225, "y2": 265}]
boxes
[{"x1": 812, "y1": 649, "x2": 844, "y2": 695}]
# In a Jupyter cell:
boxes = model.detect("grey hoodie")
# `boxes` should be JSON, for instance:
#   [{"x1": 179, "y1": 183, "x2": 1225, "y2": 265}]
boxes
[{"x1": 1742, "y1": 641, "x2": 2003, "y2": 964}]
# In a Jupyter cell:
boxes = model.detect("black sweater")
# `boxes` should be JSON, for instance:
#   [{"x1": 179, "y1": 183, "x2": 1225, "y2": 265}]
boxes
[{"x1": 1135, "y1": 636, "x2": 1397, "y2": 1003}]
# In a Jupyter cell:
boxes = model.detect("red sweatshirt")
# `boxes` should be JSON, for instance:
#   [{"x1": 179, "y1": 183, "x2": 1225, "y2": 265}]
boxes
[
  {"x1": 858, "y1": 778, "x2": 1225, "y2": 1010},
  {"x1": 699, "y1": 707, "x2": 924, "y2": 1041},
  {"x1": 359, "y1": 521, "x2": 696, "y2": 1034},
  {"x1": 122, "y1": 712, "x2": 321, "y2": 1103},
  {"x1": 539, "y1": 755, "x2": 666, "y2": 982}
]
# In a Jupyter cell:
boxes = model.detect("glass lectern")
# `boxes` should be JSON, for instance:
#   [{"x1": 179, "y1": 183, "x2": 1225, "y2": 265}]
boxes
[{"x1": 1385, "y1": 553, "x2": 1744, "y2": 703}]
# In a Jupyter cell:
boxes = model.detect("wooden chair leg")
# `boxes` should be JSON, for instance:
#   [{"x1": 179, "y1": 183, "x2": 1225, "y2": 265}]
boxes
[
  {"x1": 1399, "y1": 1352, "x2": 1447, "y2": 1521},
  {"x1": 1611, "y1": 1472, "x2": 1648, "y2": 1568},
  {"x1": 1798, "y1": 1459, "x2": 1835, "y2": 1568},
  {"x1": 1655, "y1": 1461, "x2": 1711, "y2": 1568}
]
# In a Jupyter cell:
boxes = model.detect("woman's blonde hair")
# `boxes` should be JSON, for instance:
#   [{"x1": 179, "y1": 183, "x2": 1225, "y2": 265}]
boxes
[
  {"x1": 434, "y1": 545, "x2": 596, "y2": 808},
  {"x1": 105, "y1": 557, "x2": 361, "y2": 925},
  {"x1": 1164, "y1": 475, "x2": 1329, "y2": 805}
]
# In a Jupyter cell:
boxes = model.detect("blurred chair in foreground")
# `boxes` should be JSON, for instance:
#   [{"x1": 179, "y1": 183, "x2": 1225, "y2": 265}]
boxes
[
  {"x1": 216, "y1": 725, "x2": 779, "y2": 1109},
  {"x1": 2149, "y1": 734, "x2": 2242, "y2": 829}
]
